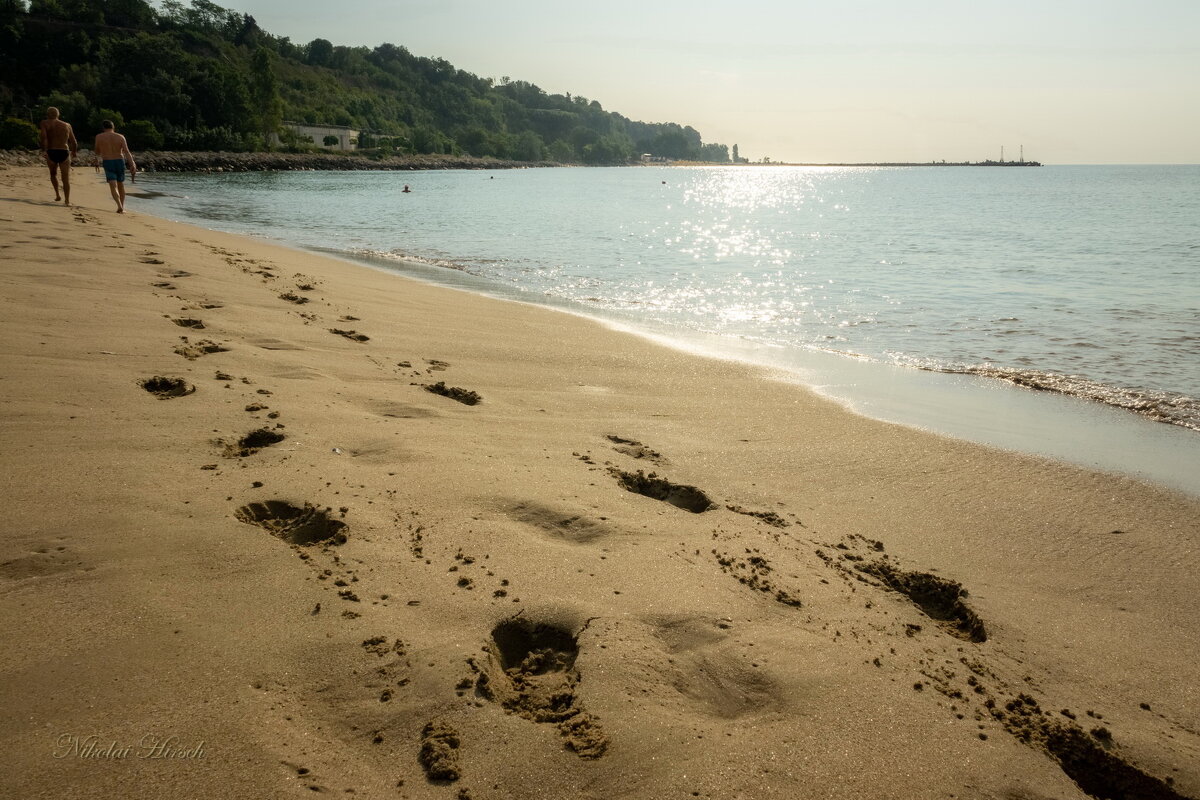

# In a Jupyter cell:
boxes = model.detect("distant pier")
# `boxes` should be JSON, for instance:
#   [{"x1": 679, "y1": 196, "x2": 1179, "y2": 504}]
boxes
[{"x1": 769, "y1": 160, "x2": 1042, "y2": 167}]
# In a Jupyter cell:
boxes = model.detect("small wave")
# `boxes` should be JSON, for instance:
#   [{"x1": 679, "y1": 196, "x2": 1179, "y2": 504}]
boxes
[
  {"x1": 924, "y1": 364, "x2": 1200, "y2": 433},
  {"x1": 347, "y1": 247, "x2": 473, "y2": 273}
]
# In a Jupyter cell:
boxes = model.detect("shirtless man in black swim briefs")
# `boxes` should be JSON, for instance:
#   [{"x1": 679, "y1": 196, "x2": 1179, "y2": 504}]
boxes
[{"x1": 39, "y1": 107, "x2": 78, "y2": 205}]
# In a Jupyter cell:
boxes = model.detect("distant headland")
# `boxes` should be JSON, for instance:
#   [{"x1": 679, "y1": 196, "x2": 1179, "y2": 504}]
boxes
[
  {"x1": 664, "y1": 159, "x2": 1043, "y2": 167},
  {"x1": 667, "y1": 158, "x2": 1041, "y2": 169},
  {"x1": 777, "y1": 159, "x2": 1041, "y2": 167},
  {"x1": 734, "y1": 160, "x2": 1043, "y2": 167}
]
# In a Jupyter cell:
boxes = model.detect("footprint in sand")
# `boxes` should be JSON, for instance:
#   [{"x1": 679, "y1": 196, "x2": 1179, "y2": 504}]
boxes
[
  {"x1": 608, "y1": 468, "x2": 714, "y2": 513},
  {"x1": 606, "y1": 434, "x2": 666, "y2": 464},
  {"x1": 506, "y1": 501, "x2": 611, "y2": 544},
  {"x1": 469, "y1": 617, "x2": 608, "y2": 758},
  {"x1": 855, "y1": 561, "x2": 987, "y2": 643},
  {"x1": 367, "y1": 401, "x2": 437, "y2": 419},
  {"x1": 220, "y1": 428, "x2": 285, "y2": 458},
  {"x1": 724, "y1": 504, "x2": 790, "y2": 528},
  {"x1": 423, "y1": 382, "x2": 480, "y2": 406},
  {"x1": 171, "y1": 317, "x2": 205, "y2": 329},
  {"x1": 1005, "y1": 709, "x2": 1192, "y2": 800},
  {"x1": 173, "y1": 338, "x2": 229, "y2": 360},
  {"x1": 234, "y1": 501, "x2": 347, "y2": 546},
  {"x1": 652, "y1": 615, "x2": 786, "y2": 720},
  {"x1": 329, "y1": 328, "x2": 369, "y2": 343},
  {"x1": 0, "y1": 545, "x2": 86, "y2": 581},
  {"x1": 140, "y1": 376, "x2": 194, "y2": 398}
]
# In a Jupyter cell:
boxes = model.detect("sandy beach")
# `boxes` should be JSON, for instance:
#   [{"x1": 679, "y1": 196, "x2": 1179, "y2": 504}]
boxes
[{"x1": 2, "y1": 164, "x2": 1198, "y2": 800}]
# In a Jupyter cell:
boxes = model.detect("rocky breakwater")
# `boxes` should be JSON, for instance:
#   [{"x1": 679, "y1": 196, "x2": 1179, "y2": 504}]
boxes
[{"x1": 0, "y1": 149, "x2": 49, "y2": 168}]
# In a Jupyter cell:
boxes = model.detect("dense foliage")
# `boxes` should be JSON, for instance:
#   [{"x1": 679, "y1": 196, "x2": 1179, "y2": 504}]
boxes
[{"x1": 0, "y1": 0, "x2": 731, "y2": 164}]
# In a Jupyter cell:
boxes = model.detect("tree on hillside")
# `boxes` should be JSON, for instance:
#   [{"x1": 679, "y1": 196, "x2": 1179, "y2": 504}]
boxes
[
  {"x1": 513, "y1": 130, "x2": 544, "y2": 162},
  {"x1": 124, "y1": 118, "x2": 163, "y2": 148},
  {"x1": 306, "y1": 37, "x2": 332, "y2": 67},
  {"x1": 250, "y1": 45, "x2": 282, "y2": 146}
]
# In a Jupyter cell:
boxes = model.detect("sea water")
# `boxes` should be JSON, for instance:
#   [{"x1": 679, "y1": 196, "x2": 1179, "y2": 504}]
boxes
[{"x1": 133, "y1": 165, "x2": 1200, "y2": 494}]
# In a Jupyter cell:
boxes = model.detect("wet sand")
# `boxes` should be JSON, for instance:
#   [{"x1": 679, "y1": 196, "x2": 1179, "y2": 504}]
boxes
[{"x1": 2, "y1": 165, "x2": 1198, "y2": 800}]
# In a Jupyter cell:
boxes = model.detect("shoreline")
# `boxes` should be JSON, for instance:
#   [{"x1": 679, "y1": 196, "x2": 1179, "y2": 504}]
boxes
[
  {"x1": 365, "y1": 245, "x2": 1200, "y2": 497},
  {"x1": 336, "y1": 247, "x2": 1200, "y2": 499},
  {"x1": 131, "y1": 184, "x2": 1200, "y2": 499},
  {"x1": 3, "y1": 165, "x2": 1199, "y2": 799}
]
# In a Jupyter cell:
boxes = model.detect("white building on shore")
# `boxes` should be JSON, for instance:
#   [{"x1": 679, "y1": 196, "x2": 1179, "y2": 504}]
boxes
[{"x1": 278, "y1": 123, "x2": 359, "y2": 151}]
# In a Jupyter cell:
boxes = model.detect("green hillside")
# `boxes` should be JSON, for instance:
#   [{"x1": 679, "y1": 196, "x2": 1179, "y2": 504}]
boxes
[{"x1": 0, "y1": 0, "x2": 731, "y2": 164}]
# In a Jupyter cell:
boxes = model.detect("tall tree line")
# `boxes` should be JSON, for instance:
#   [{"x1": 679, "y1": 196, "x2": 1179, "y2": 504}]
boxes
[{"x1": 0, "y1": 0, "x2": 731, "y2": 163}]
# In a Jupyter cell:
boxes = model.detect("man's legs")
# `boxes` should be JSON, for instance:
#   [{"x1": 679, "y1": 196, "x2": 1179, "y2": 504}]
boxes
[
  {"x1": 60, "y1": 160, "x2": 71, "y2": 206},
  {"x1": 48, "y1": 161, "x2": 61, "y2": 201},
  {"x1": 108, "y1": 179, "x2": 125, "y2": 213}
]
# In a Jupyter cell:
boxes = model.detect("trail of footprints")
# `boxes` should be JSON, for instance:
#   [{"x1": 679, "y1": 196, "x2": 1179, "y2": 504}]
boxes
[
  {"x1": 816, "y1": 534, "x2": 1190, "y2": 799},
  {"x1": 132, "y1": 241, "x2": 517, "y2": 792},
  {"x1": 574, "y1": 433, "x2": 1193, "y2": 799},
  {"x1": 123, "y1": 241, "x2": 1194, "y2": 800}
]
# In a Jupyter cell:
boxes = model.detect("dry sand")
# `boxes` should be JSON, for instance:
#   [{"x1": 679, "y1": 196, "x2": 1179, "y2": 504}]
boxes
[{"x1": 1, "y1": 165, "x2": 1198, "y2": 800}]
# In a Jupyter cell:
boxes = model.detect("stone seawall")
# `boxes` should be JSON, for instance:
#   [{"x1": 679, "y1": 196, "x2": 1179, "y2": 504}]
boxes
[{"x1": 1, "y1": 149, "x2": 557, "y2": 172}]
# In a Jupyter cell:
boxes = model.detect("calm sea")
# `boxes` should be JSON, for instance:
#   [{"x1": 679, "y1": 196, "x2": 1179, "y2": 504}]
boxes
[{"x1": 134, "y1": 165, "x2": 1200, "y2": 492}]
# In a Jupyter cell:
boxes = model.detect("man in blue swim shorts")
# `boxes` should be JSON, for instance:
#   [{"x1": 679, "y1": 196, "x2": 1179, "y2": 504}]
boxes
[
  {"x1": 93, "y1": 120, "x2": 138, "y2": 213},
  {"x1": 103, "y1": 157, "x2": 125, "y2": 183}
]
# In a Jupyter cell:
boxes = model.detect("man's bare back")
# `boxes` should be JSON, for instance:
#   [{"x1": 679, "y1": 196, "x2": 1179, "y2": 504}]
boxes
[
  {"x1": 94, "y1": 130, "x2": 132, "y2": 161},
  {"x1": 40, "y1": 117, "x2": 75, "y2": 151}
]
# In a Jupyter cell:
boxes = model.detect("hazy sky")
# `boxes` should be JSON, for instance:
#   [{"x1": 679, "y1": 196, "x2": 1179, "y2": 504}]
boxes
[{"x1": 212, "y1": 0, "x2": 1198, "y2": 164}]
